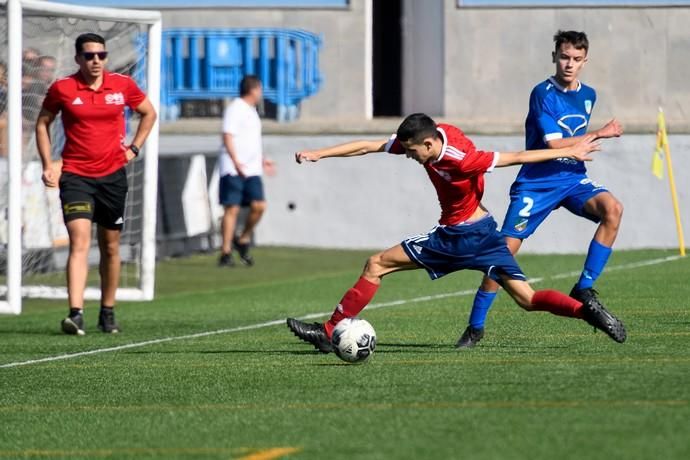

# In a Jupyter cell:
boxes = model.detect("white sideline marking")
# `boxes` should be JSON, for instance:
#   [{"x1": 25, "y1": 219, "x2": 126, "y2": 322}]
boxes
[{"x1": 0, "y1": 255, "x2": 684, "y2": 369}]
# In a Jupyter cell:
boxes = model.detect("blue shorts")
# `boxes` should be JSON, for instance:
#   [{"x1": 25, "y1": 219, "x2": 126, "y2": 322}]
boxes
[
  {"x1": 219, "y1": 175, "x2": 265, "y2": 207},
  {"x1": 401, "y1": 216, "x2": 526, "y2": 282},
  {"x1": 502, "y1": 177, "x2": 608, "y2": 239}
]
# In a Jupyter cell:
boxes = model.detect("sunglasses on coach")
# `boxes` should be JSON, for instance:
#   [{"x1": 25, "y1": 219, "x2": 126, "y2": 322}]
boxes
[{"x1": 81, "y1": 51, "x2": 108, "y2": 61}]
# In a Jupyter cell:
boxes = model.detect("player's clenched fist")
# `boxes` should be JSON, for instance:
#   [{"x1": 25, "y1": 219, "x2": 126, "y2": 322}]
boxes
[
  {"x1": 596, "y1": 119, "x2": 623, "y2": 139},
  {"x1": 295, "y1": 151, "x2": 321, "y2": 163},
  {"x1": 42, "y1": 167, "x2": 59, "y2": 188}
]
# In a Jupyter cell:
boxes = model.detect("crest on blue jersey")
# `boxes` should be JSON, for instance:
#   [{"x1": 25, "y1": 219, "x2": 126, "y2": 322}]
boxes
[
  {"x1": 584, "y1": 100, "x2": 592, "y2": 114},
  {"x1": 557, "y1": 114, "x2": 588, "y2": 136}
]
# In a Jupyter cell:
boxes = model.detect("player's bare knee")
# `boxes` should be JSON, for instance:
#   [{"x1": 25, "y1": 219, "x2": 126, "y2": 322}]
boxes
[
  {"x1": 363, "y1": 253, "x2": 385, "y2": 279},
  {"x1": 69, "y1": 242, "x2": 90, "y2": 255},
  {"x1": 606, "y1": 199, "x2": 624, "y2": 223},
  {"x1": 102, "y1": 240, "x2": 120, "y2": 258},
  {"x1": 69, "y1": 236, "x2": 90, "y2": 254}
]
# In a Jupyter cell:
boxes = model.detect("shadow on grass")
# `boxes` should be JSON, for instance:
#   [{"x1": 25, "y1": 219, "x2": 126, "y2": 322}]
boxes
[
  {"x1": 480, "y1": 344, "x2": 572, "y2": 351},
  {"x1": 376, "y1": 342, "x2": 570, "y2": 353},
  {"x1": 0, "y1": 329, "x2": 66, "y2": 336},
  {"x1": 312, "y1": 362, "x2": 353, "y2": 367},
  {"x1": 123, "y1": 348, "x2": 317, "y2": 356},
  {"x1": 376, "y1": 342, "x2": 453, "y2": 353}
]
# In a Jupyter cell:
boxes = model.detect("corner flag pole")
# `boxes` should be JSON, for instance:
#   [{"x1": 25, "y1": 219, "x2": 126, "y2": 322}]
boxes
[{"x1": 658, "y1": 108, "x2": 686, "y2": 256}]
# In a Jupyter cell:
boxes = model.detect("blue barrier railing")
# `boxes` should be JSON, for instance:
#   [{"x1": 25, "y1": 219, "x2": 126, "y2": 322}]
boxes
[{"x1": 160, "y1": 28, "x2": 323, "y2": 122}]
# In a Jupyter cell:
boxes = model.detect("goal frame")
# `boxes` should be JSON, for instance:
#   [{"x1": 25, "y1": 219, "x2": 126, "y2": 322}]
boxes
[{"x1": 0, "y1": 0, "x2": 162, "y2": 314}]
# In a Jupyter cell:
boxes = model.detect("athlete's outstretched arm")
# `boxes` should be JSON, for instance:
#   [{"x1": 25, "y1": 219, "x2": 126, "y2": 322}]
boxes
[
  {"x1": 546, "y1": 119, "x2": 623, "y2": 149},
  {"x1": 496, "y1": 135, "x2": 600, "y2": 167},
  {"x1": 295, "y1": 139, "x2": 389, "y2": 163}
]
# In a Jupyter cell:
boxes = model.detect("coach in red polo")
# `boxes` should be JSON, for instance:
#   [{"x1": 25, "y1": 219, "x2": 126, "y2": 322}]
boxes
[{"x1": 35, "y1": 33, "x2": 157, "y2": 336}]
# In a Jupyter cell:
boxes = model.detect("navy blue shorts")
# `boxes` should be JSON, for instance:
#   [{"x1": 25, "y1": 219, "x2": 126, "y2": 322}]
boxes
[
  {"x1": 401, "y1": 216, "x2": 526, "y2": 282},
  {"x1": 219, "y1": 175, "x2": 265, "y2": 207},
  {"x1": 502, "y1": 177, "x2": 608, "y2": 239}
]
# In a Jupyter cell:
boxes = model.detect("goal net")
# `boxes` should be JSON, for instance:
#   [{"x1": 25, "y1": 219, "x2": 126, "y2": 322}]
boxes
[{"x1": 0, "y1": 0, "x2": 161, "y2": 314}]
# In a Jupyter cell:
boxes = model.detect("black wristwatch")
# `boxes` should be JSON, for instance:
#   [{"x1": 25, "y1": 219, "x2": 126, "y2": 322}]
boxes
[{"x1": 129, "y1": 144, "x2": 140, "y2": 156}]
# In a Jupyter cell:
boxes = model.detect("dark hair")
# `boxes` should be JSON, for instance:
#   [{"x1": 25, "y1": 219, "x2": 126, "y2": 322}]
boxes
[
  {"x1": 396, "y1": 113, "x2": 438, "y2": 144},
  {"x1": 554, "y1": 30, "x2": 589, "y2": 54},
  {"x1": 240, "y1": 75, "x2": 262, "y2": 97},
  {"x1": 75, "y1": 33, "x2": 106, "y2": 54}
]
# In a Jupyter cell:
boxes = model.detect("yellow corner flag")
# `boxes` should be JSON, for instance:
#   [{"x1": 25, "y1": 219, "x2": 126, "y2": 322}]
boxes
[
  {"x1": 652, "y1": 124, "x2": 665, "y2": 180},
  {"x1": 652, "y1": 147, "x2": 664, "y2": 180},
  {"x1": 653, "y1": 109, "x2": 671, "y2": 179},
  {"x1": 654, "y1": 108, "x2": 686, "y2": 256}
]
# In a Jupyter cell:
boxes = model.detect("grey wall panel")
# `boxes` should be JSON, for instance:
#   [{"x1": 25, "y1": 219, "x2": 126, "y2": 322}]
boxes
[
  {"x1": 257, "y1": 133, "x2": 690, "y2": 253},
  {"x1": 443, "y1": 1, "x2": 690, "y2": 131},
  {"x1": 402, "y1": 0, "x2": 445, "y2": 116}
]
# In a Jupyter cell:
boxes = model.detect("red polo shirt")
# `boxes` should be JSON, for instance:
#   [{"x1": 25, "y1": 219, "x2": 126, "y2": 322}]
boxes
[{"x1": 42, "y1": 71, "x2": 146, "y2": 178}]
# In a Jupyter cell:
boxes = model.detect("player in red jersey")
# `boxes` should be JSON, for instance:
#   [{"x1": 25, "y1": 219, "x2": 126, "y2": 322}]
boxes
[
  {"x1": 35, "y1": 33, "x2": 157, "y2": 335},
  {"x1": 287, "y1": 113, "x2": 626, "y2": 353}
]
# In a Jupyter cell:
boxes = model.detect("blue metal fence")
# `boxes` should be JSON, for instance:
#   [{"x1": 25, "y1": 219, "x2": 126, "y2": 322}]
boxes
[{"x1": 161, "y1": 28, "x2": 323, "y2": 122}]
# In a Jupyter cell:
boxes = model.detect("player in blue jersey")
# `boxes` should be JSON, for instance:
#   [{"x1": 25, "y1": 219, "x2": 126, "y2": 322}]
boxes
[{"x1": 457, "y1": 30, "x2": 625, "y2": 348}]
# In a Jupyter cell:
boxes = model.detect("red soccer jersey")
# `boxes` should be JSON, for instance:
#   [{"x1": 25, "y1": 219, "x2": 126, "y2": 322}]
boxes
[
  {"x1": 42, "y1": 71, "x2": 146, "y2": 178},
  {"x1": 385, "y1": 123, "x2": 498, "y2": 225}
]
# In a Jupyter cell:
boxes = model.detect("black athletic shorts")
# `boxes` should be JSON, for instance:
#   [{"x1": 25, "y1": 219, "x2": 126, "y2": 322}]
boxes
[{"x1": 59, "y1": 167, "x2": 128, "y2": 230}]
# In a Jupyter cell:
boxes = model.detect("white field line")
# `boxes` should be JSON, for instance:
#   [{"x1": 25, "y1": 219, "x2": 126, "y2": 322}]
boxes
[{"x1": 0, "y1": 254, "x2": 684, "y2": 370}]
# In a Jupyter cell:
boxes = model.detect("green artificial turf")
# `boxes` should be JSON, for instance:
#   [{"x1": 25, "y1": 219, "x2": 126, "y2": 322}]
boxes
[{"x1": 0, "y1": 247, "x2": 688, "y2": 459}]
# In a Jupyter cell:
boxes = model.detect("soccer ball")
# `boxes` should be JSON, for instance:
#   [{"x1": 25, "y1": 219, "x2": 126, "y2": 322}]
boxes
[{"x1": 331, "y1": 318, "x2": 377, "y2": 363}]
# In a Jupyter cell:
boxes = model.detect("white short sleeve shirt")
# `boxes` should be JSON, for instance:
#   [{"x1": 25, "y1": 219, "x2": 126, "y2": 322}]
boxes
[{"x1": 218, "y1": 97, "x2": 263, "y2": 177}]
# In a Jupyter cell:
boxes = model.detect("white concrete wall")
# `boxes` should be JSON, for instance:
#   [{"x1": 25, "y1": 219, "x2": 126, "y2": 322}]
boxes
[{"x1": 160, "y1": 132, "x2": 690, "y2": 254}]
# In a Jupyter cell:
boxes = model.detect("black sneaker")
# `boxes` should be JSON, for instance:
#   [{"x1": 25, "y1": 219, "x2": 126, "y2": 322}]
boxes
[
  {"x1": 61, "y1": 313, "x2": 85, "y2": 336},
  {"x1": 233, "y1": 237, "x2": 254, "y2": 266},
  {"x1": 570, "y1": 286, "x2": 605, "y2": 308},
  {"x1": 455, "y1": 326, "x2": 485, "y2": 349},
  {"x1": 286, "y1": 318, "x2": 333, "y2": 353},
  {"x1": 97, "y1": 308, "x2": 121, "y2": 334},
  {"x1": 218, "y1": 252, "x2": 236, "y2": 267},
  {"x1": 571, "y1": 286, "x2": 626, "y2": 343}
]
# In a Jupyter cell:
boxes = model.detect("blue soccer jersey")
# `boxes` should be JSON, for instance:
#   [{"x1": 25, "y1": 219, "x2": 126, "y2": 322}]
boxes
[{"x1": 515, "y1": 77, "x2": 597, "y2": 187}]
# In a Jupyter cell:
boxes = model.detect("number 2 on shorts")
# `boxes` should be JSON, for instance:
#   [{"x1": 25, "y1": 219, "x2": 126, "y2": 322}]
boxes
[{"x1": 519, "y1": 196, "x2": 534, "y2": 217}]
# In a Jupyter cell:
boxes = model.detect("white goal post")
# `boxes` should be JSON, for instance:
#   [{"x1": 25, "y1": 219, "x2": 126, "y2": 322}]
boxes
[{"x1": 0, "y1": 0, "x2": 162, "y2": 314}]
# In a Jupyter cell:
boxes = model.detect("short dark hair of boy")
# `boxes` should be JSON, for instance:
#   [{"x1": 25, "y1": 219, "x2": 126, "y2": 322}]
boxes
[
  {"x1": 396, "y1": 113, "x2": 439, "y2": 145},
  {"x1": 553, "y1": 30, "x2": 589, "y2": 55}
]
